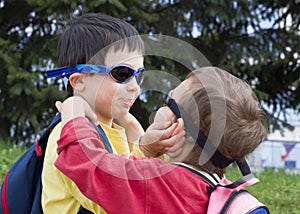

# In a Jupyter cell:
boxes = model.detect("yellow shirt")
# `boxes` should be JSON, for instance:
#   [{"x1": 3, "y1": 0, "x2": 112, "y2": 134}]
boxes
[
  {"x1": 41, "y1": 121, "x2": 144, "y2": 213},
  {"x1": 101, "y1": 122, "x2": 130, "y2": 157}
]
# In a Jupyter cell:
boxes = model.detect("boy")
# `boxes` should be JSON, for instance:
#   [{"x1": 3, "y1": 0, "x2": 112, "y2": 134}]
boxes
[
  {"x1": 42, "y1": 13, "x2": 184, "y2": 213},
  {"x1": 54, "y1": 67, "x2": 268, "y2": 213}
]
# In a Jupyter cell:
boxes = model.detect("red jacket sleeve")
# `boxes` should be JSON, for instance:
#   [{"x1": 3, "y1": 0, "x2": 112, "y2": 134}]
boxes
[{"x1": 54, "y1": 117, "x2": 210, "y2": 214}]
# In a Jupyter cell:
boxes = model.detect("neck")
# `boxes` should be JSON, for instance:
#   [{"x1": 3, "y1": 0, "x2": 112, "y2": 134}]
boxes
[{"x1": 97, "y1": 115, "x2": 113, "y2": 127}]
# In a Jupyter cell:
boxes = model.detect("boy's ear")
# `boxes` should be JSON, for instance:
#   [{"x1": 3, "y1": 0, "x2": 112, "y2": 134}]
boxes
[{"x1": 69, "y1": 73, "x2": 85, "y2": 92}]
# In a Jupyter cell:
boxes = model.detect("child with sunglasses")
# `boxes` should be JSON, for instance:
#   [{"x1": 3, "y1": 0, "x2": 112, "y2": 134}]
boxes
[
  {"x1": 42, "y1": 13, "x2": 184, "y2": 213},
  {"x1": 54, "y1": 67, "x2": 268, "y2": 213}
]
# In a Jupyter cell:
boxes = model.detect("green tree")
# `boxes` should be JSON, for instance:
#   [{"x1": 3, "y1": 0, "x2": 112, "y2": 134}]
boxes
[
  {"x1": 131, "y1": 0, "x2": 300, "y2": 131},
  {"x1": 0, "y1": 0, "x2": 299, "y2": 144}
]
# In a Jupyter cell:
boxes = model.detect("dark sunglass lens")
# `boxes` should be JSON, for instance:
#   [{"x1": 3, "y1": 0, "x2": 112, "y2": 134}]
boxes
[
  {"x1": 110, "y1": 67, "x2": 133, "y2": 83},
  {"x1": 135, "y1": 71, "x2": 145, "y2": 85}
]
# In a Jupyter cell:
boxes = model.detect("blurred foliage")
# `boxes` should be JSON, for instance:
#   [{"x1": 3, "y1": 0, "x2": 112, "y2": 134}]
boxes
[{"x1": 0, "y1": 0, "x2": 299, "y2": 144}]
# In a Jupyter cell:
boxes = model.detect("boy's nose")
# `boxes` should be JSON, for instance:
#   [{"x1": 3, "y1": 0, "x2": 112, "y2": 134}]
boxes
[{"x1": 126, "y1": 77, "x2": 140, "y2": 92}]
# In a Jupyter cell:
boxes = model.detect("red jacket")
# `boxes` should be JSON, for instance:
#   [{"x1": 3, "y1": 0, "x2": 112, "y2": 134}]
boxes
[{"x1": 55, "y1": 117, "x2": 210, "y2": 214}]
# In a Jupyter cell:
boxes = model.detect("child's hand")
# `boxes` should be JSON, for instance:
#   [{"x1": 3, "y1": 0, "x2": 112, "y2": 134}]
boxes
[
  {"x1": 116, "y1": 113, "x2": 145, "y2": 146},
  {"x1": 55, "y1": 96, "x2": 97, "y2": 127},
  {"x1": 165, "y1": 118, "x2": 186, "y2": 158},
  {"x1": 139, "y1": 118, "x2": 185, "y2": 157}
]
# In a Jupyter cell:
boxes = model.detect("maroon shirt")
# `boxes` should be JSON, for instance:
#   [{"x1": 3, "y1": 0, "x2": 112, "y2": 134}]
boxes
[{"x1": 55, "y1": 117, "x2": 210, "y2": 214}]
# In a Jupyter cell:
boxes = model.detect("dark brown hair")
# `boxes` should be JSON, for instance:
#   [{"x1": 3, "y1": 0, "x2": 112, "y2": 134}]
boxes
[{"x1": 57, "y1": 13, "x2": 144, "y2": 96}]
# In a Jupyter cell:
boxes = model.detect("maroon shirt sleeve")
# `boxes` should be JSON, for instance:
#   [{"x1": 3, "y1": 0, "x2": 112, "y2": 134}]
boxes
[{"x1": 54, "y1": 117, "x2": 210, "y2": 214}]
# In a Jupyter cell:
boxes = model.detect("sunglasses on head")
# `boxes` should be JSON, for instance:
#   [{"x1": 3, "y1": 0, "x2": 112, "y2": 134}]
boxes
[{"x1": 46, "y1": 64, "x2": 146, "y2": 85}]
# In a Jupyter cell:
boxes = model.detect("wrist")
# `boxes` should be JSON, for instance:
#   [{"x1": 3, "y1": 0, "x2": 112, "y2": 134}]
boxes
[{"x1": 138, "y1": 136, "x2": 160, "y2": 157}]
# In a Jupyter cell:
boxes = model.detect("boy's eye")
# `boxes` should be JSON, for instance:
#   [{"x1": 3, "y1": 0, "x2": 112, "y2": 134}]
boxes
[{"x1": 110, "y1": 67, "x2": 133, "y2": 82}]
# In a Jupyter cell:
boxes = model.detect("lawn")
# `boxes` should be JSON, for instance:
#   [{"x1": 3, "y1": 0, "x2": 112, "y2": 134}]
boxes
[
  {"x1": 1, "y1": 143, "x2": 299, "y2": 213},
  {"x1": 0, "y1": 143, "x2": 27, "y2": 182},
  {"x1": 226, "y1": 166, "x2": 300, "y2": 213}
]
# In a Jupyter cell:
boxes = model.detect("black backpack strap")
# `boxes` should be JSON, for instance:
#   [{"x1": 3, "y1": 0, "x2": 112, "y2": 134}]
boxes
[
  {"x1": 172, "y1": 162, "x2": 221, "y2": 188},
  {"x1": 236, "y1": 158, "x2": 251, "y2": 176},
  {"x1": 37, "y1": 113, "x2": 113, "y2": 155},
  {"x1": 78, "y1": 121, "x2": 113, "y2": 214},
  {"x1": 165, "y1": 97, "x2": 236, "y2": 168},
  {"x1": 220, "y1": 173, "x2": 258, "y2": 189},
  {"x1": 39, "y1": 113, "x2": 62, "y2": 147},
  {"x1": 35, "y1": 113, "x2": 113, "y2": 214},
  {"x1": 89, "y1": 121, "x2": 113, "y2": 154},
  {"x1": 78, "y1": 206, "x2": 94, "y2": 214},
  {"x1": 172, "y1": 163, "x2": 259, "y2": 193}
]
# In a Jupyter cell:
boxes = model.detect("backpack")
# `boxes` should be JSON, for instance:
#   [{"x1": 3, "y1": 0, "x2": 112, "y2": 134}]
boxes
[
  {"x1": 0, "y1": 113, "x2": 112, "y2": 214},
  {"x1": 175, "y1": 162, "x2": 270, "y2": 214}
]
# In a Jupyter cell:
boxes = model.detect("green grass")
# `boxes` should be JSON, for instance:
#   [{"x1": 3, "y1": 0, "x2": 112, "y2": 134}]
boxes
[
  {"x1": 1, "y1": 142, "x2": 299, "y2": 213},
  {"x1": 226, "y1": 166, "x2": 300, "y2": 214},
  {"x1": 0, "y1": 143, "x2": 27, "y2": 183}
]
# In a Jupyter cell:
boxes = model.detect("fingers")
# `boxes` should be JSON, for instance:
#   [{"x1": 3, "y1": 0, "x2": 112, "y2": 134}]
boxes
[
  {"x1": 82, "y1": 99, "x2": 97, "y2": 124},
  {"x1": 172, "y1": 118, "x2": 184, "y2": 135},
  {"x1": 166, "y1": 134, "x2": 185, "y2": 153},
  {"x1": 139, "y1": 117, "x2": 186, "y2": 157},
  {"x1": 55, "y1": 101, "x2": 62, "y2": 112},
  {"x1": 159, "y1": 118, "x2": 185, "y2": 147},
  {"x1": 167, "y1": 148, "x2": 183, "y2": 158},
  {"x1": 56, "y1": 96, "x2": 97, "y2": 125},
  {"x1": 161, "y1": 119, "x2": 185, "y2": 157},
  {"x1": 160, "y1": 122, "x2": 178, "y2": 139},
  {"x1": 142, "y1": 121, "x2": 174, "y2": 142},
  {"x1": 147, "y1": 121, "x2": 172, "y2": 131},
  {"x1": 159, "y1": 128, "x2": 185, "y2": 148},
  {"x1": 166, "y1": 144, "x2": 184, "y2": 158}
]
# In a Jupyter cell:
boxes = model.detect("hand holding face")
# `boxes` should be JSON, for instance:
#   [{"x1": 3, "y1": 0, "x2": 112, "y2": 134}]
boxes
[{"x1": 139, "y1": 118, "x2": 185, "y2": 158}]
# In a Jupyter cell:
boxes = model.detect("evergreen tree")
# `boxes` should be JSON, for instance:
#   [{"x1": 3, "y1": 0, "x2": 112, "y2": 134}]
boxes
[{"x1": 0, "y1": 0, "x2": 299, "y2": 144}]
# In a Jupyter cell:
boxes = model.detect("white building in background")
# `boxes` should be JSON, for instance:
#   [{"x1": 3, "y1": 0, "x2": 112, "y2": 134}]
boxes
[{"x1": 248, "y1": 111, "x2": 300, "y2": 170}]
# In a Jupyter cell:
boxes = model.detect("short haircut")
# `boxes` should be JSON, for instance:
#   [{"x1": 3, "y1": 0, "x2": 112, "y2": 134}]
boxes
[
  {"x1": 57, "y1": 13, "x2": 144, "y2": 95},
  {"x1": 179, "y1": 67, "x2": 268, "y2": 175}
]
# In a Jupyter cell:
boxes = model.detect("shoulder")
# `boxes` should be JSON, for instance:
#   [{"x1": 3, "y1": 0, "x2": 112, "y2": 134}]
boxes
[{"x1": 44, "y1": 122, "x2": 62, "y2": 163}]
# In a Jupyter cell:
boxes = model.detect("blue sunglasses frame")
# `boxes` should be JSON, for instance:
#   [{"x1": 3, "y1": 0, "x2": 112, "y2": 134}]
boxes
[{"x1": 46, "y1": 64, "x2": 146, "y2": 85}]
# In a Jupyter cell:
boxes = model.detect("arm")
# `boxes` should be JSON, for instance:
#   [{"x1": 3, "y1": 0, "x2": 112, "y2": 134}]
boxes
[
  {"x1": 54, "y1": 97, "x2": 208, "y2": 213},
  {"x1": 55, "y1": 117, "x2": 210, "y2": 213},
  {"x1": 117, "y1": 112, "x2": 185, "y2": 158},
  {"x1": 115, "y1": 112, "x2": 145, "y2": 151},
  {"x1": 138, "y1": 118, "x2": 185, "y2": 158},
  {"x1": 55, "y1": 117, "x2": 177, "y2": 213}
]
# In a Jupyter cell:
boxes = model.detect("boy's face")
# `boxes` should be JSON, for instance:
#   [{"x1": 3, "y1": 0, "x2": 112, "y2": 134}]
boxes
[{"x1": 79, "y1": 48, "x2": 144, "y2": 125}]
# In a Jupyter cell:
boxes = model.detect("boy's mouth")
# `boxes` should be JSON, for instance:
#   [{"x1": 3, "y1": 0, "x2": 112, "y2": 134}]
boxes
[{"x1": 121, "y1": 98, "x2": 134, "y2": 108}]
